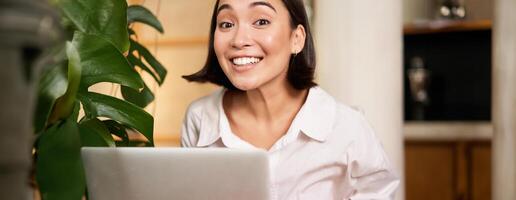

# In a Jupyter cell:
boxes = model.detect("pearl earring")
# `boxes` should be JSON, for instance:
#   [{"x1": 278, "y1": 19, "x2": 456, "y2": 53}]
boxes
[{"x1": 292, "y1": 49, "x2": 299, "y2": 56}]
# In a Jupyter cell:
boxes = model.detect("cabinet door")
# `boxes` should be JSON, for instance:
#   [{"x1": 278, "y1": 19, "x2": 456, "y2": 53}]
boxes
[
  {"x1": 470, "y1": 142, "x2": 491, "y2": 200},
  {"x1": 405, "y1": 141, "x2": 492, "y2": 200},
  {"x1": 405, "y1": 142, "x2": 456, "y2": 200}
]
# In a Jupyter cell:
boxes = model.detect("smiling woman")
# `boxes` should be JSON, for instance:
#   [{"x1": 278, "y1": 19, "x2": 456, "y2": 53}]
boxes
[
  {"x1": 181, "y1": 0, "x2": 399, "y2": 199},
  {"x1": 213, "y1": 0, "x2": 307, "y2": 92},
  {"x1": 183, "y1": 0, "x2": 315, "y2": 91}
]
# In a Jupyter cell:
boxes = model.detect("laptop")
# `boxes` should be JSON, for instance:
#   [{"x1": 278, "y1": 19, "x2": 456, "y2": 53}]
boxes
[{"x1": 81, "y1": 147, "x2": 270, "y2": 200}]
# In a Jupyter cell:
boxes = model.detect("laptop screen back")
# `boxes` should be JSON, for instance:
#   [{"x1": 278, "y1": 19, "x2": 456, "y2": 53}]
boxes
[{"x1": 81, "y1": 147, "x2": 270, "y2": 200}]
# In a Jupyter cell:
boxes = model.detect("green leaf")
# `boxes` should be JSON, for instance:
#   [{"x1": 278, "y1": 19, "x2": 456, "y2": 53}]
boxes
[
  {"x1": 102, "y1": 120, "x2": 129, "y2": 147},
  {"x1": 70, "y1": 101, "x2": 81, "y2": 123},
  {"x1": 73, "y1": 32, "x2": 143, "y2": 90},
  {"x1": 55, "y1": 0, "x2": 130, "y2": 52},
  {"x1": 78, "y1": 92, "x2": 154, "y2": 145},
  {"x1": 36, "y1": 117, "x2": 85, "y2": 200},
  {"x1": 127, "y1": 53, "x2": 162, "y2": 85},
  {"x1": 79, "y1": 118, "x2": 116, "y2": 147},
  {"x1": 34, "y1": 63, "x2": 68, "y2": 133},
  {"x1": 127, "y1": 5, "x2": 164, "y2": 33},
  {"x1": 130, "y1": 40, "x2": 167, "y2": 85},
  {"x1": 121, "y1": 83, "x2": 155, "y2": 108},
  {"x1": 48, "y1": 42, "x2": 82, "y2": 124}
]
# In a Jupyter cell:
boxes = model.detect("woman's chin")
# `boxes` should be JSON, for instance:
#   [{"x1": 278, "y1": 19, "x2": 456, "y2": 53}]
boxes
[
  {"x1": 231, "y1": 81, "x2": 260, "y2": 91},
  {"x1": 233, "y1": 84, "x2": 258, "y2": 91}
]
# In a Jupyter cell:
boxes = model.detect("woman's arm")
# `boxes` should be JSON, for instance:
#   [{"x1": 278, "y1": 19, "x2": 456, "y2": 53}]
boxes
[
  {"x1": 346, "y1": 114, "x2": 400, "y2": 200},
  {"x1": 347, "y1": 163, "x2": 399, "y2": 200}
]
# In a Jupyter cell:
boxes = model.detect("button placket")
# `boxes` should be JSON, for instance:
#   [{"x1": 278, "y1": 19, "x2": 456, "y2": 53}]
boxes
[{"x1": 268, "y1": 151, "x2": 280, "y2": 200}]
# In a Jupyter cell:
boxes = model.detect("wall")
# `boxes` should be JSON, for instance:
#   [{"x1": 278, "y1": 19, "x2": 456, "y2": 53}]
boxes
[
  {"x1": 314, "y1": 0, "x2": 404, "y2": 199},
  {"x1": 127, "y1": 0, "x2": 218, "y2": 146},
  {"x1": 124, "y1": 0, "x2": 496, "y2": 147}
]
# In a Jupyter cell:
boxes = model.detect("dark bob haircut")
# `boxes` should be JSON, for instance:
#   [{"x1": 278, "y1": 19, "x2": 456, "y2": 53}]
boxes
[{"x1": 182, "y1": 0, "x2": 316, "y2": 90}]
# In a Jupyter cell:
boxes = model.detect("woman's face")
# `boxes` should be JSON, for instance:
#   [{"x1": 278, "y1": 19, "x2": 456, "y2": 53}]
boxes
[{"x1": 214, "y1": 0, "x2": 305, "y2": 91}]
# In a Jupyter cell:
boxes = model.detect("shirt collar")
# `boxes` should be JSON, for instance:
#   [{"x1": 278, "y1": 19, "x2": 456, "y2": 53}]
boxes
[
  {"x1": 294, "y1": 87, "x2": 336, "y2": 142},
  {"x1": 195, "y1": 86, "x2": 337, "y2": 147}
]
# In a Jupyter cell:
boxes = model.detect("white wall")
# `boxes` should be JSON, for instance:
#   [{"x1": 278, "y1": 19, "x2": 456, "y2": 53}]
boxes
[
  {"x1": 314, "y1": 0, "x2": 404, "y2": 199},
  {"x1": 492, "y1": 0, "x2": 516, "y2": 199}
]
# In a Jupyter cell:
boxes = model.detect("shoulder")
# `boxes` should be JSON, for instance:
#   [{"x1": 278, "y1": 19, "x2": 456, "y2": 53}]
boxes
[
  {"x1": 309, "y1": 87, "x2": 363, "y2": 118},
  {"x1": 181, "y1": 88, "x2": 224, "y2": 147},
  {"x1": 330, "y1": 100, "x2": 388, "y2": 163},
  {"x1": 324, "y1": 95, "x2": 377, "y2": 143},
  {"x1": 313, "y1": 87, "x2": 366, "y2": 130},
  {"x1": 306, "y1": 87, "x2": 372, "y2": 139},
  {"x1": 335, "y1": 103, "x2": 368, "y2": 128},
  {"x1": 307, "y1": 87, "x2": 365, "y2": 127},
  {"x1": 184, "y1": 88, "x2": 223, "y2": 119}
]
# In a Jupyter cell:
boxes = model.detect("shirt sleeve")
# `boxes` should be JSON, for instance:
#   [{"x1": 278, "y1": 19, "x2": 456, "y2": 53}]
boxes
[
  {"x1": 347, "y1": 115, "x2": 400, "y2": 200},
  {"x1": 180, "y1": 104, "x2": 200, "y2": 147}
]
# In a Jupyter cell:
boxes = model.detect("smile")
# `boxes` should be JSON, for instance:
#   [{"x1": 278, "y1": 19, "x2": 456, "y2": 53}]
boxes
[{"x1": 231, "y1": 57, "x2": 262, "y2": 66}]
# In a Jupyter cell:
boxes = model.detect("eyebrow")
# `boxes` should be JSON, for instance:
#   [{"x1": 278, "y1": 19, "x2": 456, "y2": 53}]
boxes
[
  {"x1": 250, "y1": 1, "x2": 277, "y2": 13},
  {"x1": 217, "y1": 1, "x2": 277, "y2": 14}
]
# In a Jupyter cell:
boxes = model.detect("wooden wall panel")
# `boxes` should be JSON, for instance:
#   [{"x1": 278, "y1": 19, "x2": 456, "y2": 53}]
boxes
[
  {"x1": 124, "y1": 1, "x2": 220, "y2": 146},
  {"x1": 131, "y1": 0, "x2": 216, "y2": 42},
  {"x1": 149, "y1": 45, "x2": 218, "y2": 139},
  {"x1": 470, "y1": 142, "x2": 491, "y2": 200},
  {"x1": 405, "y1": 141, "x2": 492, "y2": 200},
  {"x1": 405, "y1": 142, "x2": 456, "y2": 200}
]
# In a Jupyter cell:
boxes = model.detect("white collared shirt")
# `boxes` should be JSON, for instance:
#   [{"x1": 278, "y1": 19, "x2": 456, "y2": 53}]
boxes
[{"x1": 181, "y1": 87, "x2": 399, "y2": 200}]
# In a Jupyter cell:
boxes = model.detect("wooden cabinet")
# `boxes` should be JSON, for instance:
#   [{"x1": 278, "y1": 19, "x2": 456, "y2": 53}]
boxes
[
  {"x1": 405, "y1": 141, "x2": 491, "y2": 200},
  {"x1": 403, "y1": 20, "x2": 492, "y2": 121},
  {"x1": 405, "y1": 142, "x2": 456, "y2": 200},
  {"x1": 470, "y1": 142, "x2": 491, "y2": 200},
  {"x1": 402, "y1": 20, "x2": 493, "y2": 200}
]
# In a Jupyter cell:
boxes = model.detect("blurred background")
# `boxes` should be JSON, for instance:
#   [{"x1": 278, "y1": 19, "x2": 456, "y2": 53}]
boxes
[
  {"x1": 2, "y1": 0, "x2": 514, "y2": 199},
  {"x1": 127, "y1": 0, "x2": 508, "y2": 200}
]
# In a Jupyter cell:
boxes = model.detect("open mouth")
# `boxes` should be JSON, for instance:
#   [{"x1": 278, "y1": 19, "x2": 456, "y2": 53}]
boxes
[{"x1": 231, "y1": 57, "x2": 263, "y2": 66}]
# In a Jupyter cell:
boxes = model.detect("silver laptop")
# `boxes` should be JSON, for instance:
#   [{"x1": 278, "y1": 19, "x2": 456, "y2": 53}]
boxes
[{"x1": 81, "y1": 147, "x2": 270, "y2": 200}]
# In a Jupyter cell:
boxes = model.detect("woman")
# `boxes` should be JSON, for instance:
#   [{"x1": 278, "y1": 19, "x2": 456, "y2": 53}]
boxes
[{"x1": 181, "y1": 0, "x2": 399, "y2": 199}]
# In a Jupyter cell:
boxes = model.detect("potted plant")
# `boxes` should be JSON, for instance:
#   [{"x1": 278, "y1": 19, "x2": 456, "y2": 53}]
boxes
[{"x1": 33, "y1": 0, "x2": 167, "y2": 199}]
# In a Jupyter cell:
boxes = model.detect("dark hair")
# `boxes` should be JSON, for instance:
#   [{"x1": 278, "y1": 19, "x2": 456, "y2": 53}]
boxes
[{"x1": 182, "y1": 0, "x2": 316, "y2": 90}]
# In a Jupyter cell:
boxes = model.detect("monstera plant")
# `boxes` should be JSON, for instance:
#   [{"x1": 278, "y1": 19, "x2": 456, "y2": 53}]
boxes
[{"x1": 33, "y1": 0, "x2": 166, "y2": 199}]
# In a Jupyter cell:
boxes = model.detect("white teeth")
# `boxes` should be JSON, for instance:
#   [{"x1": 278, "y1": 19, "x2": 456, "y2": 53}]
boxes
[{"x1": 232, "y1": 57, "x2": 261, "y2": 66}]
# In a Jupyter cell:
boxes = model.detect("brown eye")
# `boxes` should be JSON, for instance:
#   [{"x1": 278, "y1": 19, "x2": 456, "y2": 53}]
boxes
[
  {"x1": 254, "y1": 19, "x2": 270, "y2": 26},
  {"x1": 219, "y1": 22, "x2": 234, "y2": 29}
]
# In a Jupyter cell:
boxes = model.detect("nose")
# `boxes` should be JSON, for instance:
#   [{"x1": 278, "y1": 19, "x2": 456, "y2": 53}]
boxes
[{"x1": 230, "y1": 24, "x2": 252, "y2": 49}]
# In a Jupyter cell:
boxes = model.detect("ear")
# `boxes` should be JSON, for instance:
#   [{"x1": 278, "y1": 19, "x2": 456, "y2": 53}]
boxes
[{"x1": 290, "y1": 24, "x2": 306, "y2": 54}]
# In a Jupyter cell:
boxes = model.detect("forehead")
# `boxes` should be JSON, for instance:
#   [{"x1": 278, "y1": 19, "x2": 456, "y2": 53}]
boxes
[{"x1": 217, "y1": 0, "x2": 286, "y2": 13}]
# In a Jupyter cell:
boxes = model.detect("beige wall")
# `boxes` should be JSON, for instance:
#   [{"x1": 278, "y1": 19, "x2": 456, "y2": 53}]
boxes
[
  {"x1": 492, "y1": 0, "x2": 516, "y2": 198},
  {"x1": 129, "y1": 0, "x2": 218, "y2": 146},
  {"x1": 128, "y1": 0, "x2": 494, "y2": 147},
  {"x1": 315, "y1": 0, "x2": 404, "y2": 199}
]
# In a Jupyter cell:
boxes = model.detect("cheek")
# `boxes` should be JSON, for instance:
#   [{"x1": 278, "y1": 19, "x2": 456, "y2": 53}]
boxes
[
  {"x1": 259, "y1": 29, "x2": 292, "y2": 55},
  {"x1": 214, "y1": 32, "x2": 231, "y2": 73},
  {"x1": 214, "y1": 32, "x2": 225, "y2": 59}
]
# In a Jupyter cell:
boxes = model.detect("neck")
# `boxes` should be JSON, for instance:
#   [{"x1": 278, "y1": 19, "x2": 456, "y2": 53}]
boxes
[{"x1": 233, "y1": 81, "x2": 308, "y2": 122}]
